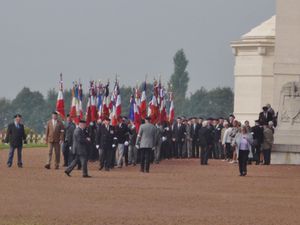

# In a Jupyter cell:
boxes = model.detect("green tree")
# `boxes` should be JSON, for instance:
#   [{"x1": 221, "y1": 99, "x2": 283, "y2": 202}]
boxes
[
  {"x1": 170, "y1": 49, "x2": 189, "y2": 116},
  {"x1": 186, "y1": 87, "x2": 234, "y2": 119},
  {"x1": 0, "y1": 98, "x2": 12, "y2": 129},
  {"x1": 11, "y1": 87, "x2": 48, "y2": 133}
]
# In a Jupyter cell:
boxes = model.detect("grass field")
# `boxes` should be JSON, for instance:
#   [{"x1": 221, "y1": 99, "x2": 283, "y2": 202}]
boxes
[{"x1": 0, "y1": 144, "x2": 47, "y2": 150}]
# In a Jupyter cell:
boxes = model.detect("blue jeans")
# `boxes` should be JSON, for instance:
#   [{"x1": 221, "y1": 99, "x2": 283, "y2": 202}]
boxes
[{"x1": 7, "y1": 146, "x2": 23, "y2": 166}]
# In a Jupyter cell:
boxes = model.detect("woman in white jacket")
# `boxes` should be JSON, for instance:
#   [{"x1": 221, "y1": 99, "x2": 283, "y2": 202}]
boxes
[
  {"x1": 222, "y1": 122, "x2": 232, "y2": 161},
  {"x1": 234, "y1": 125, "x2": 253, "y2": 176}
]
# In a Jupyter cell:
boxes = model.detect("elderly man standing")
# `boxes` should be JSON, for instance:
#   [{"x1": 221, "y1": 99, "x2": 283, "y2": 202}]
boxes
[
  {"x1": 63, "y1": 114, "x2": 76, "y2": 167},
  {"x1": 65, "y1": 120, "x2": 91, "y2": 178},
  {"x1": 136, "y1": 116, "x2": 157, "y2": 173},
  {"x1": 45, "y1": 111, "x2": 65, "y2": 170},
  {"x1": 5, "y1": 114, "x2": 27, "y2": 168}
]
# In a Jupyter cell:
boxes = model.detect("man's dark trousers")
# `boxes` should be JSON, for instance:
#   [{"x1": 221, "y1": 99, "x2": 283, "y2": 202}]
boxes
[
  {"x1": 200, "y1": 146, "x2": 208, "y2": 165},
  {"x1": 66, "y1": 154, "x2": 88, "y2": 176},
  {"x1": 140, "y1": 148, "x2": 151, "y2": 172}
]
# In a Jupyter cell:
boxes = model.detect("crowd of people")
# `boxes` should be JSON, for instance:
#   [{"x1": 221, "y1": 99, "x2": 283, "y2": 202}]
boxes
[{"x1": 3, "y1": 104, "x2": 276, "y2": 177}]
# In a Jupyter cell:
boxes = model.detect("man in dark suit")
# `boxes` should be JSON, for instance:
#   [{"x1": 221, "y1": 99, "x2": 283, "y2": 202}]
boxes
[
  {"x1": 214, "y1": 117, "x2": 224, "y2": 159},
  {"x1": 115, "y1": 117, "x2": 131, "y2": 168},
  {"x1": 5, "y1": 114, "x2": 27, "y2": 168},
  {"x1": 206, "y1": 118, "x2": 215, "y2": 159},
  {"x1": 259, "y1": 106, "x2": 273, "y2": 125},
  {"x1": 172, "y1": 117, "x2": 186, "y2": 158},
  {"x1": 96, "y1": 117, "x2": 116, "y2": 171},
  {"x1": 191, "y1": 117, "x2": 201, "y2": 158},
  {"x1": 198, "y1": 121, "x2": 210, "y2": 165},
  {"x1": 251, "y1": 120, "x2": 264, "y2": 165},
  {"x1": 65, "y1": 120, "x2": 91, "y2": 178},
  {"x1": 63, "y1": 114, "x2": 76, "y2": 167}
]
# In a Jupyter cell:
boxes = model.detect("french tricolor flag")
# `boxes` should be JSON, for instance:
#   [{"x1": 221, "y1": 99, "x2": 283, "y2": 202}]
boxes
[{"x1": 56, "y1": 73, "x2": 65, "y2": 119}]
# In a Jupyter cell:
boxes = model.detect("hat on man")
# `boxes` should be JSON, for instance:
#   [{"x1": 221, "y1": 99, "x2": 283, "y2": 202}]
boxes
[
  {"x1": 52, "y1": 111, "x2": 58, "y2": 115},
  {"x1": 79, "y1": 119, "x2": 86, "y2": 124},
  {"x1": 14, "y1": 114, "x2": 22, "y2": 118},
  {"x1": 145, "y1": 116, "x2": 151, "y2": 121},
  {"x1": 103, "y1": 117, "x2": 111, "y2": 122}
]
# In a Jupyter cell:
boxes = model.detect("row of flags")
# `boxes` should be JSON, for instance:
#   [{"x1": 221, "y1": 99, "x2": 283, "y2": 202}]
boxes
[{"x1": 55, "y1": 74, "x2": 175, "y2": 131}]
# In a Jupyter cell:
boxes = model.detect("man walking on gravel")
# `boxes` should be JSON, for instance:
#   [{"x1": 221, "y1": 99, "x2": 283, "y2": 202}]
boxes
[{"x1": 135, "y1": 116, "x2": 157, "y2": 173}]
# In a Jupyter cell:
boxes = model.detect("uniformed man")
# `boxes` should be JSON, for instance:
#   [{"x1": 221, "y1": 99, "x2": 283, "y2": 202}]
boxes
[
  {"x1": 63, "y1": 114, "x2": 76, "y2": 167},
  {"x1": 65, "y1": 120, "x2": 91, "y2": 178},
  {"x1": 96, "y1": 117, "x2": 116, "y2": 171}
]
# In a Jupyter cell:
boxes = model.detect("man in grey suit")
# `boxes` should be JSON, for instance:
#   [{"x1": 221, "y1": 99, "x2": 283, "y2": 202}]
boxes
[
  {"x1": 65, "y1": 120, "x2": 91, "y2": 178},
  {"x1": 136, "y1": 116, "x2": 157, "y2": 173}
]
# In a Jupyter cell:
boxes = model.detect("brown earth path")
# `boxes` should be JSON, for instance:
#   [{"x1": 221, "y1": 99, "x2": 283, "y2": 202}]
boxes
[{"x1": 0, "y1": 148, "x2": 300, "y2": 225}]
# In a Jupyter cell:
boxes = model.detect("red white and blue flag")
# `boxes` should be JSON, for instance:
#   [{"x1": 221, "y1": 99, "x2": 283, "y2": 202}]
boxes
[
  {"x1": 140, "y1": 82, "x2": 147, "y2": 119},
  {"x1": 169, "y1": 92, "x2": 175, "y2": 124},
  {"x1": 56, "y1": 73, "x2": 65, "y2": 119},
  {"x1": 102, "y1": 83, "x2": 110, "y2": 119}
]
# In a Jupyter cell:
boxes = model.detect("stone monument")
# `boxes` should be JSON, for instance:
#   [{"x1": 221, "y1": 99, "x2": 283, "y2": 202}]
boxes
[
  {"x1": 231, "y1": 16, "x2": 275, "y2": 125},
  {"x1": 231, "y1": 0, "x2": 300, "y2": 164},
  {"x1": 272, "y1": 0, "x2": 300, "y2": 164}
]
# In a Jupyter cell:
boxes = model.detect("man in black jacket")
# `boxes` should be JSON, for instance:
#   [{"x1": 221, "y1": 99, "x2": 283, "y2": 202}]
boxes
[
  {"x1": 172, "y1": 117, "x2": 186, "y2": 158},
  {"x1": 251, "y1": 120, "x2": 264, "y2": 165},
  {"x1": 63, "y1": 114, "x2": 76, "y2": 167},
  {"x1": 5, "y1": 114, "x2": 27, "y2": 168},
  {"x1": 115, "y1": 117, "x2": 130, "y2": 168},
  {"x1": 198, "y1": 121, "x2": 210, "y2": 165},
  {"x1": 65, "y1": 120, "x2": 91, "y2": 178},
  {"x1": 214, "y1": 117, "x2": 224, "y2": 159},
  {"x1": 96, "y1": 117, "x2": 116, "y2": 171},
  {"x1": 191, "y1": 117, "x2": 201, "y2": 158},
  {"x1": 259, "y1": 106, "x2": 273, "y2": 125}
]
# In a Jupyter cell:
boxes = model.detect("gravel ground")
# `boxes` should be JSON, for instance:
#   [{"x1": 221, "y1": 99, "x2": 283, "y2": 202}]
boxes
[{"x1": 0, "y1": 148, "x2": 300, "y2": 225}]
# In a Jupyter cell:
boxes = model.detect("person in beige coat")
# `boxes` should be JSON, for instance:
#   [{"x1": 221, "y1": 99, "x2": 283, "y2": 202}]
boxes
[
  {"x1": 45, "y1": 112, "x2": 65, "y2": 169},
  {"x1": 262, "y1": 121, "x2": 274, "y2": 165}
]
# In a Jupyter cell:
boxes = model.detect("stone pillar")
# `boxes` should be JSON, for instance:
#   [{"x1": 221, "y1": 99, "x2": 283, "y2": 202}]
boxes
[
  {"x1": 231, "y1": 16, "x2": 275, "y2": 125},
  {"x1": 272, "y1": 0, "x2": 300, "y2": 164}
]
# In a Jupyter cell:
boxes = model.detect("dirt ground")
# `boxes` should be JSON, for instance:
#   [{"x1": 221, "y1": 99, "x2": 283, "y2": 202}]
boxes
[{"x1": 0, "y1": 148, "x2": 300, "y2": 225}]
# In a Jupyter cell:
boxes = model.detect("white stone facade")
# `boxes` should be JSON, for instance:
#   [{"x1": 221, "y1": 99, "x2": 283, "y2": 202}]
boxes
[{"x1": 231, "y1": 16, "x2": 276, "y2": 125}]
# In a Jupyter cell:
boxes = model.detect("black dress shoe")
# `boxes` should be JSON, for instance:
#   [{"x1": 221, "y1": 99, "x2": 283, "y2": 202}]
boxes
[
  {"x1": 7, "y1": 164, "x2": 12, "y2": 168},
  {"x1": 105, "y1": 168, "x2": 110, "y2": 171},
  {"x1": 99, "y1": 165, "x2": 104, "y2": 171},
  {"x1": 44, "y1": 164, "x2": 50, "y2": 169},
  {"x1": 83, "y1": 175, "x2": 92, "y2": 178},
  {"x1": 65, "y1": 171, "x2": 71, "y2": 177},
  {"x1": 18, "y1": 164, "x2": 23, "y2": 168}
]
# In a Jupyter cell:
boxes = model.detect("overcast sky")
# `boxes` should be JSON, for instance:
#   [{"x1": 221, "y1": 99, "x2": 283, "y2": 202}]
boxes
[{"x1": 0, "y1": 0, "x2": 275, "y2": 99}]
